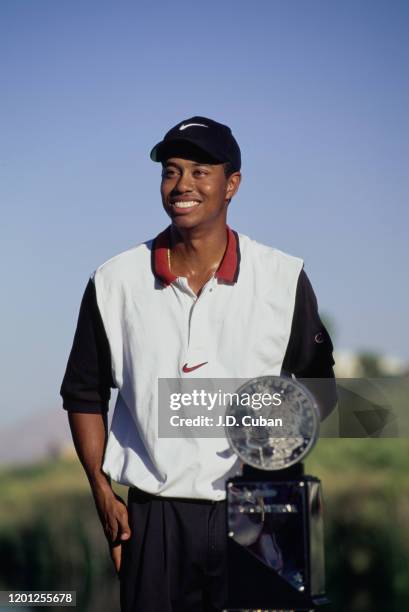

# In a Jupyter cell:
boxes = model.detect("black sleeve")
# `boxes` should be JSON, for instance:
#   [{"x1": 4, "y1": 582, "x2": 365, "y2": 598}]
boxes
[
  {"x1": 60, "y1": 278, "x2": 115, "y2": 413},
  {"x1": 282, "y1": 269, "x2": 335, "y2": 377}
]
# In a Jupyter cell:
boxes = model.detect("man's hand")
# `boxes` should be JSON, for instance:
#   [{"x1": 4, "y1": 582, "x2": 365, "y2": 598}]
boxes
[
  {"x1": 67, "y1": 412, "x2": 132, "y2": 574},
  {"x1": 91, "y1": 482, "x2": 131, "y2": 573},
  {"x1": 110, "y1": 542, "x2": 123, "y2": 574}
]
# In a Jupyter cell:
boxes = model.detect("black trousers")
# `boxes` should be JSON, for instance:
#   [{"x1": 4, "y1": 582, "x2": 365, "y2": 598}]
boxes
[{"x1": 119, "y1": 487, "x2": 228, "y2": 612}]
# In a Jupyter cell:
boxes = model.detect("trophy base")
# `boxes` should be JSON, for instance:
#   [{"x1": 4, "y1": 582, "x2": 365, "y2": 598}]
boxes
[
  {"x1": 223, "y1": 601, "x2": 330, "y2": 611},
  {"x1": 226, "y1": 465, "x2": 328, "y2": 611},
  {"x1": 223, "y1": 604, "x2": 330, "y2": 610}
]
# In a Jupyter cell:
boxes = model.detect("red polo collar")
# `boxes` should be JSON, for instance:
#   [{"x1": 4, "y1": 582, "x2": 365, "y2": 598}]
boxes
[{"x1": 152, "y1": 226, "x2": 241, "y2": 286}]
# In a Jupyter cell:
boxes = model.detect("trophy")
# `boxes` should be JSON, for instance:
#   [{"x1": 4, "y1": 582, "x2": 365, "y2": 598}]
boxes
[{"x1": 225, "y1": 376, "x2": 329, "y2": 611}]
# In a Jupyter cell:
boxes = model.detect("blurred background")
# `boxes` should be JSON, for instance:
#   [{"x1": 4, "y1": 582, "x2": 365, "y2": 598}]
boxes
[{"x1": 1, "y1": 1, "x2": 408, "y2": 610}]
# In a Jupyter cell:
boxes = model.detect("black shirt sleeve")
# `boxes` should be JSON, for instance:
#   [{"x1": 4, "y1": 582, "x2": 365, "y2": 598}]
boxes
[
  {"x1": 60, "y1": 278, "x2": 115, "y2": 413},
  {"x1": 282, "y1": 269, "x2": 335, "y2": 378}
]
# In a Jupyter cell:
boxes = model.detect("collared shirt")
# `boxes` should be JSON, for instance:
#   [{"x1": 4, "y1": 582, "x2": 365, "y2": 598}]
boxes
[{"x1": 61, "y1": 227, "x2": 335, "y2": 500}]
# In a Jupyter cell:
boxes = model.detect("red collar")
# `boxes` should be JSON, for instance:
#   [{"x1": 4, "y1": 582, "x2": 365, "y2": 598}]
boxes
[{"x1": 152, "y1": 226, "x2": 241, "y2": 286}]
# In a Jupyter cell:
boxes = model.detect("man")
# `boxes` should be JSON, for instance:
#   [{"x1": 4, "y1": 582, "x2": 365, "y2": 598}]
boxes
[{"x1": 60, "y1": 116, "x2": 336, "y2": 612}]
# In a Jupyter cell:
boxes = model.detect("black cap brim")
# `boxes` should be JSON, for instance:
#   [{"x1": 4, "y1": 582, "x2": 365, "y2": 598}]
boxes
[{"x1": 150, "y1": 138, "x2": 224, "y2": 165}]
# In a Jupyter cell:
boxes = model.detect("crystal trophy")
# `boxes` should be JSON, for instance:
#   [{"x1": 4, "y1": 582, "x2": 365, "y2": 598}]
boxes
[{"x1": 225, "y1": 376, "x2": 329, "y2": 611}]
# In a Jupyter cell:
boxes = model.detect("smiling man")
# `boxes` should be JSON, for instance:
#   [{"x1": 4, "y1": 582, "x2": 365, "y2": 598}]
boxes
[
  {"x1": 159, "y1": 157, "x2": 240, "y2": 294},
  {"x1": 60, "y1": 116, "x2": 336, "y2": 612}
]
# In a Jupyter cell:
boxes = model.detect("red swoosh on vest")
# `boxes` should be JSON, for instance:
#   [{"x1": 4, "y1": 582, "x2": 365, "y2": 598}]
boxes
[{"x1": 182, "y1": 362, "x2": 208, "y2": 373}]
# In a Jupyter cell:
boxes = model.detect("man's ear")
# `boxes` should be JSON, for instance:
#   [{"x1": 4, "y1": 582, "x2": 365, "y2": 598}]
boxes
[{"x1": 226, "y1": 172, "x2": 242, "y2": 201}]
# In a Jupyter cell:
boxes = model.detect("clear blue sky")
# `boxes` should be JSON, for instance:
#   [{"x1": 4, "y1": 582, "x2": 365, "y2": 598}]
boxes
[{"x1": 1, "y1": 0, "x2": 408, "y2": 426}]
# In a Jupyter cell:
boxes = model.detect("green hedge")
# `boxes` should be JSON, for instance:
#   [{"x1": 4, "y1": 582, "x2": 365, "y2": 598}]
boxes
[{"x1": 0, "y1": 441, "x2": 408, "y2": 611}]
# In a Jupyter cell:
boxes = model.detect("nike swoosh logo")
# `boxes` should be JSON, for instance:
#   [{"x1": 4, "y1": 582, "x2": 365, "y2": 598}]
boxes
[
  {"x1": 182, "y1": 362, "x2": 208, "y2": 373},
  {"x1": 179, "y1": 123, "x2": 208, "y2": 131}
]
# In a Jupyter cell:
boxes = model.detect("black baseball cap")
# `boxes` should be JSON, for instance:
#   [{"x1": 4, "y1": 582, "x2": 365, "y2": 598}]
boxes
[{"x1": 150, "y1": 116, "x2": 241, "y2": 172}]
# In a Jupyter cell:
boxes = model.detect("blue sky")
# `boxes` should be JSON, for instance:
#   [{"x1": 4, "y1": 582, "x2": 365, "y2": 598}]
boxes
[{"x1": 1, "y1": 0, "x2": 408, "y2": 426}]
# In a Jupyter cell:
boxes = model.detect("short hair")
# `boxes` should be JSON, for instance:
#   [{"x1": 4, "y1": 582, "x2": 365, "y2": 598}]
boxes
[{"x1": 223, "y1": 162, "x2": 234, "y2": 177}]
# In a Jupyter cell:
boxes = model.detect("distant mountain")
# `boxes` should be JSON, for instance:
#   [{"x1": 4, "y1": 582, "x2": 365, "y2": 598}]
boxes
[{"x1": 0, "y1": 408, "x2": 74, "y2": 466}]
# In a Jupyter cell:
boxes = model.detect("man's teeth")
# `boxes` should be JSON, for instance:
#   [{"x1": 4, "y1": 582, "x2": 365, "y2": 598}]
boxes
[{"x1": 173, "y1": 201, "x2": 199, "y2": 209}]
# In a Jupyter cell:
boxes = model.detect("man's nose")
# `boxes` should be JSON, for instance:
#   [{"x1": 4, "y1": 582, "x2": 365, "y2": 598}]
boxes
[{"x1": 173, "y1": 171, "x2": 193, "y2": 193}]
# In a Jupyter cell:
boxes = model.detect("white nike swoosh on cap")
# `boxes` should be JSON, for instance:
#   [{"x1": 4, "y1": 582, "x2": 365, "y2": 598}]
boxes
[{"x1": 179, "y1": 123, "x2": 208, "y2": 130}]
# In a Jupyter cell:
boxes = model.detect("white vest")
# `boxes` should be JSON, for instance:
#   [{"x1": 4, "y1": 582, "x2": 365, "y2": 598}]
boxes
[{"x1": 94, "y1": 228, "x2": 303, "y2": 500}]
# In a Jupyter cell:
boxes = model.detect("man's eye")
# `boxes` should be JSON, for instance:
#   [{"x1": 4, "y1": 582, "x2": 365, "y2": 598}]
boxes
[
  {"x1": 163, "y1": 169, "x2": 177, "y2": 178},
  {"x1": 193, "y1": 169, "x2": 208, "y2": 177}
]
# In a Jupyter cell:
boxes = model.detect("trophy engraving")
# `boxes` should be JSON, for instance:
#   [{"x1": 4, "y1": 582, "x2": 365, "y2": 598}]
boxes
[{"x1": 225, "y1": 376, "x2": 320, "y2": 470}]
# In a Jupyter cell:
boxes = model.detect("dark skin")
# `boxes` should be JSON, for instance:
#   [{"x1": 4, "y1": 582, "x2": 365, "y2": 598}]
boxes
[
  {"x1": 161, "y1": 157, "x2": 241, "y2": 294},
  {"x1": 67, "y1": 156, "x2": 242, "y2": 575},
  {"x1": 67, "y1": 155, "x2": 336, "y2": 576},
  {"x1": 68, "y1": 412, "x2": 130, "y2": 574}
]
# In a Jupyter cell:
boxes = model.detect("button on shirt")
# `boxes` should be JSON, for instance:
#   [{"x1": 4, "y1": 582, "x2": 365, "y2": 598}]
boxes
[{"x1": 61, "y1": 227, "x2": 335, "y2": 500}]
